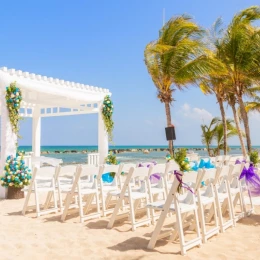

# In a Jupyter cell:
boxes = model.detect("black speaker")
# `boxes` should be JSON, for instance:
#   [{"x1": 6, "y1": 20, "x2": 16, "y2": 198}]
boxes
[{"x1": 165, "y1": 126, "x2": 176, "y2": 141}]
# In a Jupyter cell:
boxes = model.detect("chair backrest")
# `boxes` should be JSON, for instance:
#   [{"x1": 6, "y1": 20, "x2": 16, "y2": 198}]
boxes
[
  {"x1": 182, "y1": 171, "x2": 198, "y2": 185},
  {"x1": 167, "y1": 160, "x2": 180, "y2": 172},
  {"x1": 148, "y1": 163, "x2": 166, "y2": 177},
  {"x1": 102, "y1": 164, "x2": 123, "y2": 176},
  {"x1": 132, "y1": 166, "x2": 150, "y2": 179},
  {"x1": 80, "y1": 165, "x2": 102, "y2": 177},
  {"x1": 34, "y1": 166, "x2": 57, "y2": 177},
  {"x1": 59, "y1": 165, "x2": 77, "y2": 177},
  {"x1": 203, "y1": 168, "x2": 218, "y2": 183},
  {"x1": 122, "y1": 163, "x2": 137, "y2": 173}
]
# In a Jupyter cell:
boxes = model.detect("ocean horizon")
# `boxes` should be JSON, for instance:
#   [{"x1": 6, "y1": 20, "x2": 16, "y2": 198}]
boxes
[{"x1": 13, "y1": 145, "x2": 259, "y2": 164}]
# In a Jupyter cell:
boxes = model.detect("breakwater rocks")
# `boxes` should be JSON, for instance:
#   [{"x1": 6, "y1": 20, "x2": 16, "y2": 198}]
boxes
[{"x1": 40, "y1": 147, "x2": 243, "y2": 155}]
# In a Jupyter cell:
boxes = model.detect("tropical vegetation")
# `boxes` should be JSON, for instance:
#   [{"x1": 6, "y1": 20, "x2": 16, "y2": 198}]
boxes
[
  {"x1": 102, "y1": 95, "x2": 114, "y2": 142},
  {"x1": 201, "y1": 117, "x2": 241, "y2": 156},
  {"x1": 144, "y1": 15, "x2": 221, "y2": 156},
  {"x1": 145, "y1": 6, "x2": 260, "y2": 157}
]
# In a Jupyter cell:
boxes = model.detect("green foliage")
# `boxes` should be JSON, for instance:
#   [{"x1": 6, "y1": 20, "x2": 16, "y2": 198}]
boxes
[
  {"x1": 201, "y1": 117, "x2": 241, "y2": 156},
  {"x1": 172, "y1": 148, "x2": 191, "y2": 172},
  {"x1": 102, "y1": 95, "x2": 114, "y2": 142},
  {"x1": 105, "y1": 151, "x2": 118, "y2": 178},
  {"x1": 249, "y1": 150, "x2": 260, "y2": 166},
  {"x1": 5, "y1": 82, "x2": 22, "y2": 144},
  {"x1": 0, "y1": 155, "x2": 32, "y2": 188},
  {"x1": 105, "y1": 151, "x2": 118, "y2": 165}
]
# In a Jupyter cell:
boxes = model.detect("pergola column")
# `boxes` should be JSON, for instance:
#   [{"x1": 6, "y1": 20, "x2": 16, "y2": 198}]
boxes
[
  {"x1": 32, "y1": 107, "x2": 41, "y2": 157},
  {"x1": 98, "y1": 103, "x2": 108, "y2": 164},
  {"x1": 0, "y1": 80, "x2": 16, "y2": 198}
]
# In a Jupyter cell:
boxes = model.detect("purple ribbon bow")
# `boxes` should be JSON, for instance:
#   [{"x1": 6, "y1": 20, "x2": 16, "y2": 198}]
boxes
[
  {"x1": 239, "y1": 163, "x2": 260, "y2": 196},
  {"x1": 174, "y1": 170, "x2": 194, "y2": 194},
  {"x1": 138, "y1": 161, "x2": 160, "y2": 184}
]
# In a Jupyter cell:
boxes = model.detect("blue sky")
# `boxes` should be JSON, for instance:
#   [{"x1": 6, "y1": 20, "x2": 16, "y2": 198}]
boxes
[{"x1": 1, "y1": 0, "x2": 259, "y2": 146}]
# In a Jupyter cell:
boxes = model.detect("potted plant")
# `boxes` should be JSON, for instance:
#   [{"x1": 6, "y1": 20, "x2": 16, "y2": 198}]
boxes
[{"x1": 0, "y1": 154, "x2": 32, "y2": 199}]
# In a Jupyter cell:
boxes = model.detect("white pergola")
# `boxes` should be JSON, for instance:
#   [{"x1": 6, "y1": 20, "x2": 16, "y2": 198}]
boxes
[{"x1": 0, "y1": 67, "x2": 110, "y2": 198}]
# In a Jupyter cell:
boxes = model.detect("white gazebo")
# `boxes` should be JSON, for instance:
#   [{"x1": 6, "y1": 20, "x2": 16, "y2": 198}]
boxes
[{"x1": 0, "y1": 67, "x2": 110, "y2": 198}]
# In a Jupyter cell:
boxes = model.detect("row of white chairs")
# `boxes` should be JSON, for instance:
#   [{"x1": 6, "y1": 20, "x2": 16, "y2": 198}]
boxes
[{"x1": 21, "y1": 161, "x2": 253, "y2": 255}]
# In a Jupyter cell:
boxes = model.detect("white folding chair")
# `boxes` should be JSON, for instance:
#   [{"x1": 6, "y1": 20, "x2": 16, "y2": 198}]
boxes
[
  {"x1": 119, "y1": 163, "x2": 137, "y2": 189},
  {"x1": 228, "y1": 163, "x2": 253, "y2": 220},
  {"x1": 22, "y1": 166, "x2": 59, "y2": 217},
  {"x1": 61, "y1": 165, "x2": 102, "y2": 223},
  {"x1": 56, "y1": 165, "x2": 78, "y2": 211},
  {"x1": 107, "y1": 166, "x2": 151, "y2": 231},
  {"x1": 213, "y1": 165, "x2": 234, "y2": 232},
  {"x1": 147, "y1": 164, "x2": 167, "y2": 224},
  {"x1": 164, "y1": 160, "x2": 180, "y2": 195},
  {"x1": 147, "y1": 171, "x2": 203, "y2": 255},
  {"x1": 98, "y1": 164, "x2": 124, "y2": 217},
  {"x1": 197, "y1": 168, "x2": 220, "y2": 243}
]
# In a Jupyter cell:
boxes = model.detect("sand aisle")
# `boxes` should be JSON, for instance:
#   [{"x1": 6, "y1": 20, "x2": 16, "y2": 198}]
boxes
[{"x1": 1, "y1": 198, "x2": 260, "y2": 260}]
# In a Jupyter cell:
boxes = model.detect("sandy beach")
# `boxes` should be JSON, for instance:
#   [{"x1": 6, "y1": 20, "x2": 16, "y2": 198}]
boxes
[{"x1": 1, "y1": 197, "x2": 260, "y2": 260}]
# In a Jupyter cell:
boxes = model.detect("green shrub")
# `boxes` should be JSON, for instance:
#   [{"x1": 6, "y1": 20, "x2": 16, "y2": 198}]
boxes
[{"x1": 249, "y1": 150, "x2": 260, "y2": 166}]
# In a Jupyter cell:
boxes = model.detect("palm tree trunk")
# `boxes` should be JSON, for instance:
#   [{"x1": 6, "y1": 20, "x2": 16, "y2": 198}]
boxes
[
  {"x1": 237, "y1": 95, "x2": 252, "y2": 153},
  {"x1": 165, "y1": 102, "x2": 174, "y2": 156},
  {"x1": 230, "y1": 102, "x2": 247, "y2": 157},
  {"x1": 217, "y1": 96, "x2": 227, "y2": 155}
]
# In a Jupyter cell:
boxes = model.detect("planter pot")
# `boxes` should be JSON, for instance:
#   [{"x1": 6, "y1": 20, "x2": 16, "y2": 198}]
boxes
[{"x1": 7, "y1": 186, "x2": 24, "y2": 200}]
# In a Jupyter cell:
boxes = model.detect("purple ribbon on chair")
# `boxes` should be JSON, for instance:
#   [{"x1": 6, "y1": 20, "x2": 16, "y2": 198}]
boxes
[
  {"x1": 138, "y1": 161, "x2": 160, "y2": 184},
  {"x1": 239, "y1": 162, "x2": 260, "y2": 196},
  {"x1": 174, "y1": 170, "x2": 194, "y2": 194},
  {"x1": 235, "y1": 159, "x2": 246, "y2": 164}
]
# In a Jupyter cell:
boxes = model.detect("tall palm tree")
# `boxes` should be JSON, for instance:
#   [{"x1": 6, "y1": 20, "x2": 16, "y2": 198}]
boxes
[
  {"x1": 200, "y1": 18, "x2": 229, "y2": 155},
  {"x1": 217, "y1": 6, "x2": 260, "y2": 153},
  {"x1": 144, "y1": 15, "x2": 221, "y2": 155},
  {"x1": 200, "y1": 78, "x2": 229, "y2": 154},
  {"x1": 226, "y1": 93, "x2": 247, "y2": 156}
]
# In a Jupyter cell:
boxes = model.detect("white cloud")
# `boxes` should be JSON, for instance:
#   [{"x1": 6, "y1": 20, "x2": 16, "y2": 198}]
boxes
[{"x1": 180, "y1": 103, "x2": 213, "y2": 123}]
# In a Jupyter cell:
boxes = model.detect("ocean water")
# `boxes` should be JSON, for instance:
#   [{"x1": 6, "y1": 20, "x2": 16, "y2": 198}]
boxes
[{"x1": 16, "y1": 145, "x2": 259, "y2": 164}]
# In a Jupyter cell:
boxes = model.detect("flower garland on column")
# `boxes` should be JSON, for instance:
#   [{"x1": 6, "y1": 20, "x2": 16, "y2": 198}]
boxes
[
  {"x1": 5, "y1": 82, "x2": 22, "y2": 139},
  {"x1": 102, "y1": 95, "x2": 114, "y2": 142}
]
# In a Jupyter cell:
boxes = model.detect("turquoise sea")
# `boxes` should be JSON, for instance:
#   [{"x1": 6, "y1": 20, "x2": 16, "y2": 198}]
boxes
[{"x1": 17, "y1": 145, "x2": 260, "y2": 165}]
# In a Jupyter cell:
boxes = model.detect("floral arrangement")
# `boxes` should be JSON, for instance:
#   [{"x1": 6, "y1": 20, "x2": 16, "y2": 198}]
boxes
[
  {"x1": 105, "y1": 151, "x2": 118, "y2": 165},
  {"x1": 0, "y1": 155, "x2": 32, "y2": 188},
  {"x1": 166, "y1": 148, "x2": 191, "y2": 172},
  {"x1": 102, "y1": 95, "x2": 114, "y2": 142},
  {"x1": 5, "y1": 82, "x2": 22, "y2": 137}
]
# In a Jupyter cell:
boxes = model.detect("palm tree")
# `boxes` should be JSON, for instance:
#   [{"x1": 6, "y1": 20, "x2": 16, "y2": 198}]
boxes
[
  {"x1": 217, "y1": 6, "x2": 260, "y2": 153},
  {"x1": 201, "y1": 116, "x2": 243, "y2": 156},
  {"x1": 144, "y1": 15, "x2": 221, "y2": 155},
  {"x1": 201, "y1": 117, "x2": 221, "y2": 156},
  {"x1": 199, "y1": 18, "x2": 230, "y2": 155},
  {"x1": 214, "y1": 118, "x2": 241, "y2": 155},
  {"x1": 226, "y1": 93, "x2": 247, "y2": 157},
  {"x1": 200, "y1": 78, "x2": 228, "y2": 155}
]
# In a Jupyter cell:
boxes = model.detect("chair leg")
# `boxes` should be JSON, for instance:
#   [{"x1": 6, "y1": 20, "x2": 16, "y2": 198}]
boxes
[
  {"x1": 175, "y1": 209, "x2": 186, "y2": 255},
  {"x1": 52, "y1": 188, "x2": 58, "y2": 213},
  {"x1": 34, "y1": 190, "x2": 41, "y2": 217},
  {"x1": 61, "y1": 192, "x2": 74, "y2": 222},
  {"x1": 78, "y1": 193, "x2": 84, "y2": 223},
  {"x1": 107, "y1": 195, "x2": 124, "y2": 229},
  {"x1": 147, "y1": 205, "x2": 169, "y2": 249},
  {"x1": 22, "y1": 189, "x2": 31, "y2": 215},
  {"x1": 129, "y1": 198, "x2": 136, "y2": 231}
]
